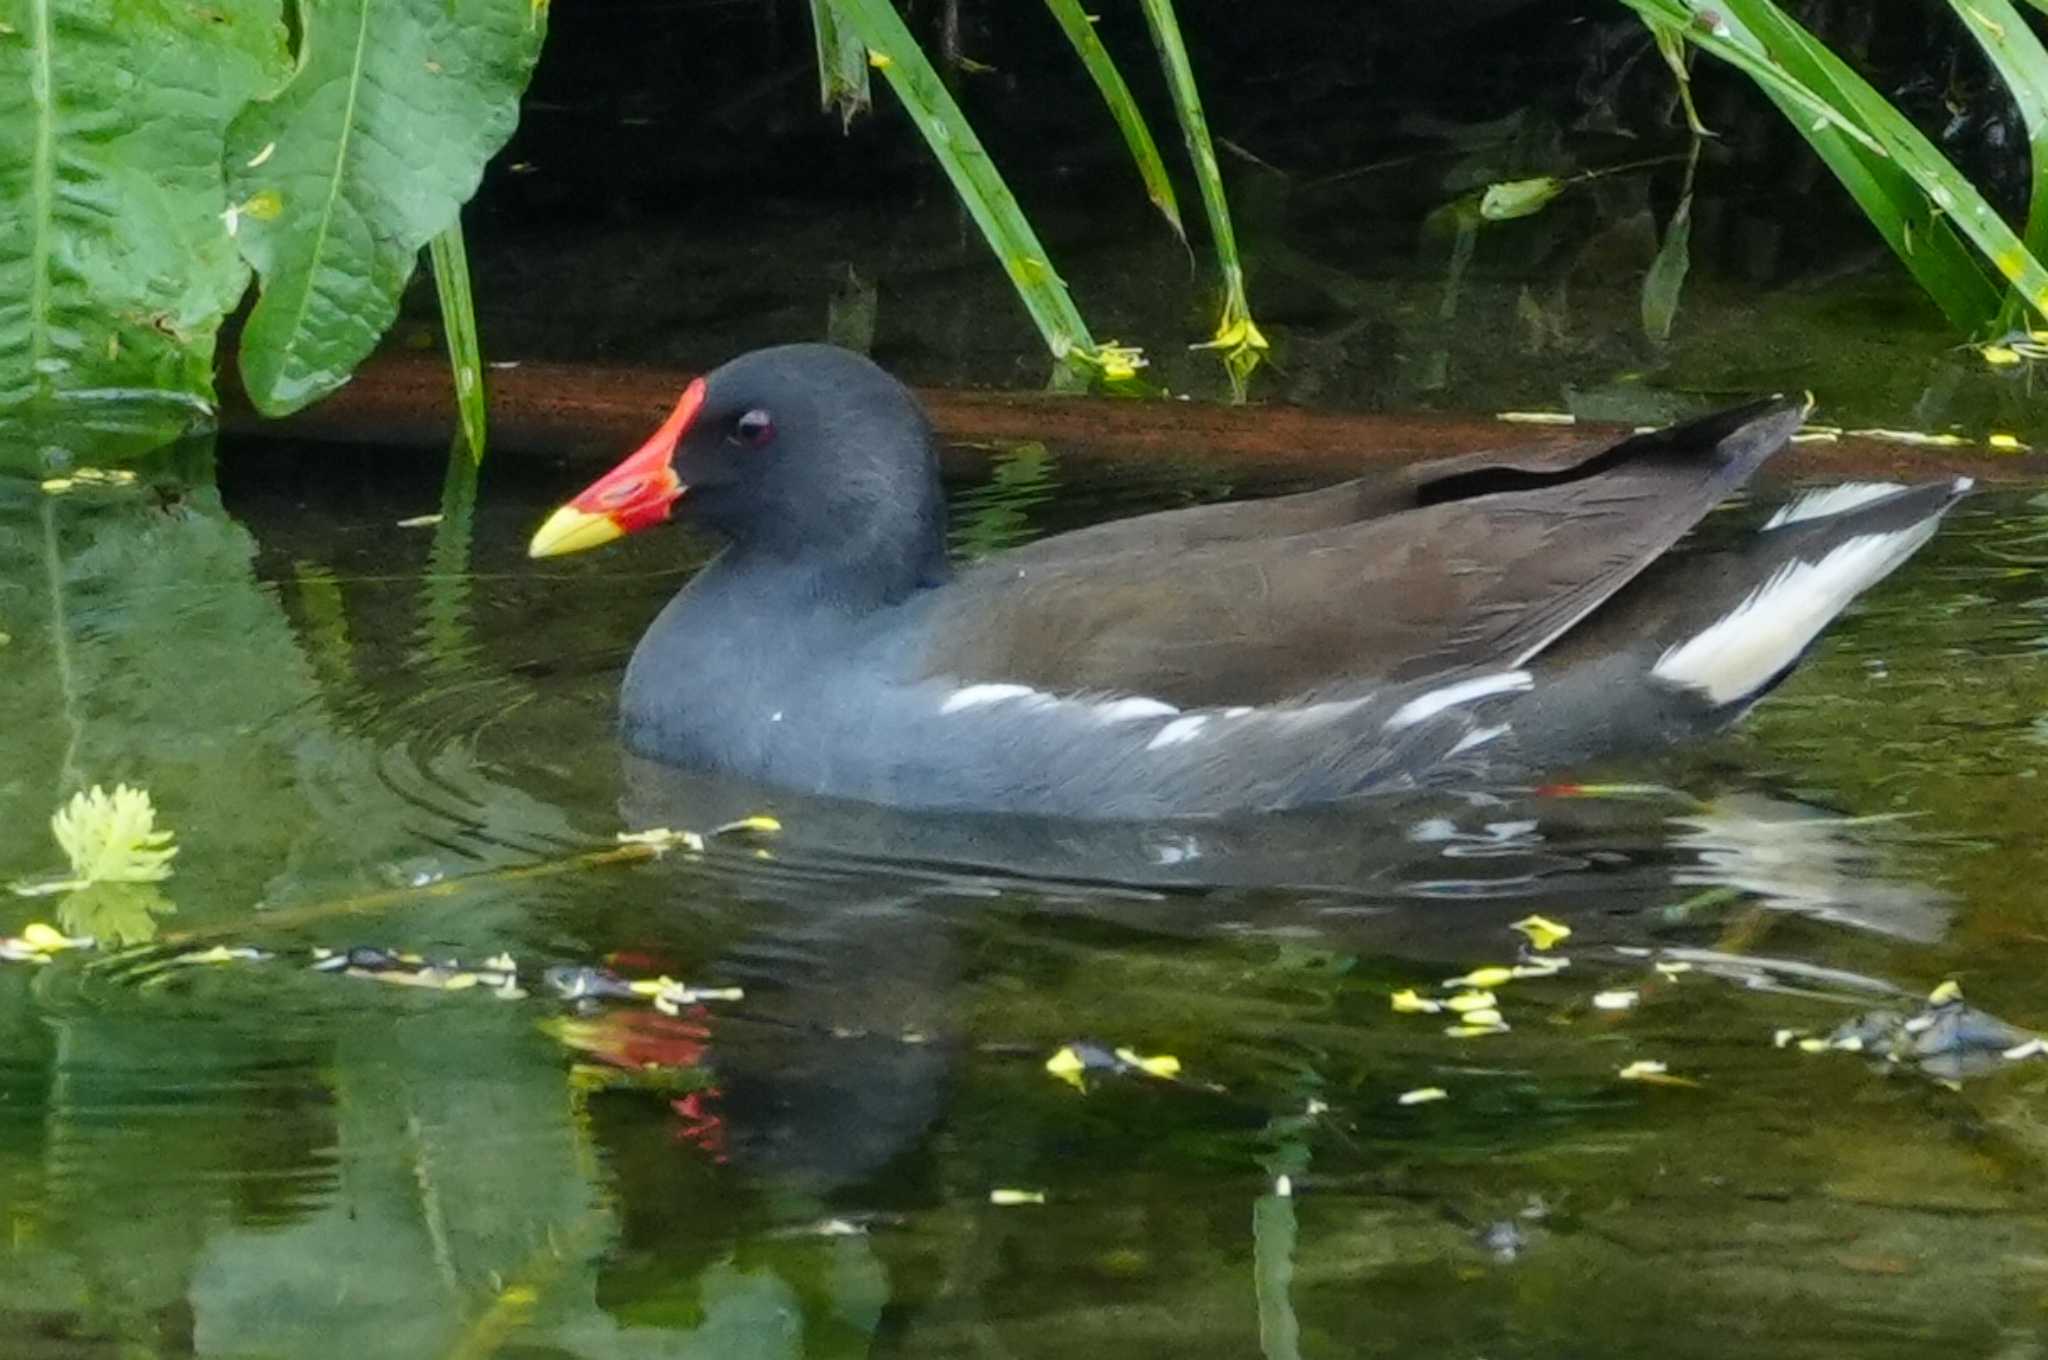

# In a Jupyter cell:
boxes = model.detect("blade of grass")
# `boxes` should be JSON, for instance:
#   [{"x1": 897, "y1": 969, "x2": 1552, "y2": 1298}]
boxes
[
  {"x1": 808, "y1": 0, "x2": 871, "y2": 127},
  {"x1": 824, "y1": 0, "x2": 1118, "y2": 376},
  {"x1": 1946, "y1": 0, "x2": 2048, "y2": 327},
  {"x1": 1040, "y1": 0, "x2": 1184, "y2": 244},
  {"x1": 1613, "y1": 0, "x2": 2003, "y2": 335},
  {"x1": 1136, "y1": 0, "x2": 1265, "y2": 374},
  {"x1": 427, "y1": 217, "x2": 486, "y2": 463}
]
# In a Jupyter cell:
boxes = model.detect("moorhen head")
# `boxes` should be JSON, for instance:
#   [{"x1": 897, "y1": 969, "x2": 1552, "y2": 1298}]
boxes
[{"x1": 530, "y1": 345, "x2": 947, "y2": 602}]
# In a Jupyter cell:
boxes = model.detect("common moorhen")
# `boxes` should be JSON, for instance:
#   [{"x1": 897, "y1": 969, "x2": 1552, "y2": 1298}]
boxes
[{"x1": 530, "y1": 344, "x2": 1967, "y2": 818}]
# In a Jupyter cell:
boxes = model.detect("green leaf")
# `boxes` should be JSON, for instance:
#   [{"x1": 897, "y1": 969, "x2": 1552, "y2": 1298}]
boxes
[
  {"x1": 822, "y1": 0, "x2": 1102, "y2": 372},
  {"x1": 1137, "y1": 0, "x2": 1264, "y2": 379},
  {"x1": 1041, "y1": 0, "x2": 1184, "y2": 242},
  {"x1": 1641, "y1": 193, "x2": 1692, "y2": 340},
  {"x1": 1479, "y1": 176, "x2": 1567, "y2": 221},
  {"x1": 808, "y1": 0, "x2": 871, "y2": 127},
  {"x1": 428, "y1": 216, "x2": 486, "y2": 461},
  {"x1": 1946, "y1": 0, "x2": 2048, "y2": 326},
  {"x1": 0, "y1": 0, "x2": 286, "y2": 436},
  {"x1": 225, "y1": 0, "x2": 546, "y2": 416}
]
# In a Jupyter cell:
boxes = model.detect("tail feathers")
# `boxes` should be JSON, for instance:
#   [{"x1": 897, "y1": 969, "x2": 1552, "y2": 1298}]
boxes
[{"x1": 1650, "y1": 477, "x2": 1969, "y2": 706}]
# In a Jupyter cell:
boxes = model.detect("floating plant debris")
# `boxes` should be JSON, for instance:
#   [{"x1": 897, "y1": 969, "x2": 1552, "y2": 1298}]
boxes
[
  {"x1": 1045, "y1": 1041, "x2": 1183, "y2": 1090},
  {"x1": 1783, "y1": 980, "x2": 2046, "y2": 1081},
  {"x1": 1397, "y1": 1086, "x2": 1449, "y2": 1105},
  {"x1": 1511, "y1": 914, "x2": 1572, "y2": 950}
]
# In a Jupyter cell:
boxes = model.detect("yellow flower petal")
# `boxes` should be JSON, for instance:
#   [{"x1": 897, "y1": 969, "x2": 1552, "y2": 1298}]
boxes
[
  {"x1": 1114, "y1": 1047, "x2": 1181, "y2": 1080},
  {"x1": 988, "y1": 1188, "x2": 1045, "y2": 1206},
  {"x1": 1397, "y1": 1086, "x2": 1449, "y2": 1105},
  {"x1": 1443, "y1": 966, "x2": 1516, "y2": 989},
  {"x1": 1443, "y1": 990, "x2": 1498, "y2": 1013},
  {"x1": 1510, "y1": 914, "x2": 1572, "y2": 950},
  {"x1": 1927, "y1": 979, "x2": 1963, "y2": 1005},
  {"x1": 1390, "y1": 988, "x2": 1442, "y2": 1014}
]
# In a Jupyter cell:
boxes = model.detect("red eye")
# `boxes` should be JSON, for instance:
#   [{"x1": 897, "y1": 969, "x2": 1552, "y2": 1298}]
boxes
[{"x1": 734, "y1": 409, "x2": 775, "y2": 448}]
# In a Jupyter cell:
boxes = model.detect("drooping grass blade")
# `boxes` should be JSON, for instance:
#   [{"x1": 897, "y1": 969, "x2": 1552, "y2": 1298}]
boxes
[
  {"x1": 428, "y1": 217, "x2": 487, "y2": 463},
  {"x1": 1041, "y1": 0, "x2": 1185, "y2": 244},
  {"x1": 824, "y1": 0, "x2": 1116, "y2": 377},
  {"x1": 1137, "y1": 0, "x2": 1265, "y2": 376}
]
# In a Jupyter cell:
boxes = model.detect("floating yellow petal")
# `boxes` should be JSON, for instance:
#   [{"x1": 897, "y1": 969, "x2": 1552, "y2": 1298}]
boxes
[
  {"x1": 1390, "y1": 988, "x2": 1442, "y2": 1014},
  {"x1": 1653, "y1": 960, "x2": 1693, "y2": 979},
  {"x1": 716, "y1": 814, "x2": 782, "y2": 835},
  {"x1": 1619, "y1": 1059, "x2": 1698, "y2": 1087},
  {"x1": 989, "y1": 1188, "x2": 1046, "y2": 1206},
  {"x1": 1593, "y1": 990, "x2": 1639, "y2": 1011},
  {"x1": 1443, "y1": 990, "x2": 1498, "y2": 1013},
  {"x1": 1510, "y1": 914, "x2": 1572, "y2": 950},
  {"x1": 1927, "y1": 979, "x2": 1963, "y2": 1005},
  {"x1": 1443, "y1": 966, "x2": 1517, "y2": 989},
  {"x1": 1114, "y1": 1047, "x2": 1182, "y2": 1080},
  {"x1": 1397, "y1": 1086, "x2": 1449, "y2": 1105},
  {"x1": 1989, "y1": 433, "x2": 2028, "y2": 452},
  {"x1": 1445, "y1": 1021, "x2": 1509, "y2": 1038}
]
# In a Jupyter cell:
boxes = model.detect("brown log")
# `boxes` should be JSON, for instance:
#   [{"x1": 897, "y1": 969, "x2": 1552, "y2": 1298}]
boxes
[{"x1": 221, "y1": 351, "x2": 2048, "y2": 481}]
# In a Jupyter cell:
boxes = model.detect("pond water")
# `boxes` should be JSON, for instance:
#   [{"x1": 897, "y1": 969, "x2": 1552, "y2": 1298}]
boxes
[{"x1": 2, "y1": 419, "x2": 2045, "y2": 1359}]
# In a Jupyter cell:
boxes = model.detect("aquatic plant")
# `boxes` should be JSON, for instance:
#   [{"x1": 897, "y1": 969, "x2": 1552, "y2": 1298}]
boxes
[
  {"x1": 1616, "y1": 0, "x2": 2048, "y2": 337},
  {"x1": 811, "y1": 0, "x2": 1263, "y2": 385}
]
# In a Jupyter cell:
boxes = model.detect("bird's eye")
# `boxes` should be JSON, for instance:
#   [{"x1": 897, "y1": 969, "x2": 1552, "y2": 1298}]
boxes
[{"x1": 733, "y1": 409, "x2": 775, "y2": 448}]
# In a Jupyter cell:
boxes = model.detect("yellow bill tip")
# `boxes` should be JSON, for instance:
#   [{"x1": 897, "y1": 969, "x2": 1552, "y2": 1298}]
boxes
[{"x1": 528, "y1": 504, "x2": 623, "y2": 559}]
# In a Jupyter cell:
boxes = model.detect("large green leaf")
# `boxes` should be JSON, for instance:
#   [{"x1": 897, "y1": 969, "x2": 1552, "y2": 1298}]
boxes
[
  {"x1": 0, "y1": 0, "x2": 286, "y2": 440},
  {"x1": 225, "y1": 0, "x2": 545, "y2": 416}
]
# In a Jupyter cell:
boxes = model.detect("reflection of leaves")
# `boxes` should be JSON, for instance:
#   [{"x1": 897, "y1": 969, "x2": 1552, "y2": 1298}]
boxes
[
  {"x1": 1641, "y1": 194, "x2": 1693, "y2": 341},
  {"x1": 57, "y1": 881, "x2": 174, "y2": 947},
  {"x1": 948, "y1": 443, "x2": 1056, "y2": 560}
]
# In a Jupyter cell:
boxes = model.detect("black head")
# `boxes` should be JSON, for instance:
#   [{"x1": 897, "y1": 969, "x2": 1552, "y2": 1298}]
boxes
[{"x1": 529, "y1": 344, "x2": 948, "y2": 599}]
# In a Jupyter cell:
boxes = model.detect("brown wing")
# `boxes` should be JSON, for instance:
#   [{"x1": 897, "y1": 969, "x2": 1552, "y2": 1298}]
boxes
[{"x1": 917, "y1": 398, "x2": 1802, "y2": 707}]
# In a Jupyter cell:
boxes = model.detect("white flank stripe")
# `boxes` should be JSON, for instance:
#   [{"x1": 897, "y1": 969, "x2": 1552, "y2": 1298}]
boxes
[
  {"x1": 1094, "y1": 696, "x2": 1180, "y2": 722},
  {"x1": 1653, "y1": 523, "x2": 1940, "y2": 704},
  {"x1": 1762, "y1": 482, "x2": 1906, "y2": 529},
  {"x1": 1448, "y1": 723, "x2": 1511, "y2": 756},
  {"x1": 941, "y1": 683, "x2": 1039, "y2": 713},
  {"x1": 1387, "y1": 671, "x2": 1533, "y2": 730},
  {"x1": 1147, "y1": 716, "x2": 1210, "y2": 749}
]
